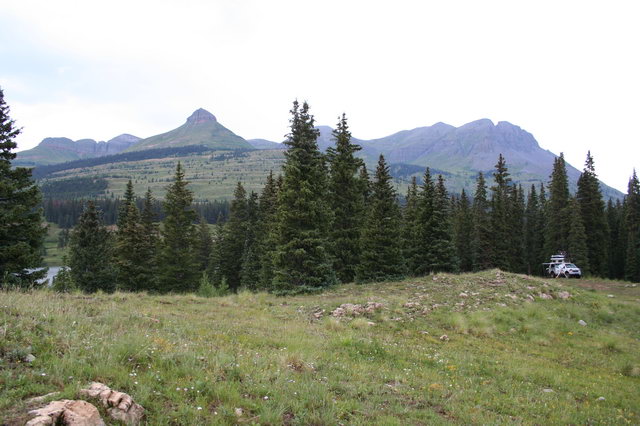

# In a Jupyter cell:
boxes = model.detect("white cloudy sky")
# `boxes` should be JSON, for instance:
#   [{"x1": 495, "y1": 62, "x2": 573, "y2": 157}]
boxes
[{"x1": 1, "y1": 0, "x2": 638, "y2": 191}]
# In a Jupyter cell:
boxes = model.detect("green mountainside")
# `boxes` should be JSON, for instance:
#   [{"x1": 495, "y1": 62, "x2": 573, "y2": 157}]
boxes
[
  {"x1": 28, "y1": 111, "x2": 623, "y2": 201},
  {"x1": 14, "y1": 134, "x2": 140, "y2": 166},
  {"x1": 127, "y1": 108, "x2": 252, "y2": 152}
]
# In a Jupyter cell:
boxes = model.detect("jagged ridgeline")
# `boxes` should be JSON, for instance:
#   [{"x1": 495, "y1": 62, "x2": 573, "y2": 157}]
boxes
[{"x1": 20, "y1": 109, "x2": 623, "y2": 201}]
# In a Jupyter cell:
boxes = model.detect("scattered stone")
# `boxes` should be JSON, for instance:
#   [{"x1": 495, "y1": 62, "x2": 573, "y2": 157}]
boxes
[
  {"x1": 80, "y1": 382, "x2": 144, "y2": 424},
  {"x1": 540, "y1": 293, "x2": 553, "y2": 300},
  {"x1": 27, "y1": 400, "x2": 104, "y2": 426},
  {"x1": 597, "y1": 396, "x2": 606, "y2": 401},
  {"x1": 419, "y1": 330, "x2": 429, "y2": 334},
  {"x1": 525, "y1": 294, "x2": 535, "y2": 302},
  {"x1": 506, "y1": 294, "x2": 518, "y2": 300},
  {"x1": 557, "y1": 291, "x2": 571, "y2": 299},
  {"x1": 312, "y1": 309, "x2": 325, "y2": 319},
  {"x1": 24, "y1": 353, "x2": 36, "y2": 363},
  {"x1": 235, "y1": 408, "x2": 244, "y2": 417},
  {"x1": 403, "y1": 302, "x2": 420, "y2": 308},
  {"x1": 26, "y1": 392, "x2": 61, "y2": 405},
  {"x1": 607, "y1": 294, "x2": 615, "y2": 298},
  {"x1": 439, "y1": 334, "x2": 449, "y2": 341},
  {"x1": 459, "y1": 292, "x2": 468, "y2": 298},
  {"x1": 527, "y1": 286, "x2": 536, "y2": 290},
  {"x1": 330, "y1": 302, "x2": 384, "y2": 318},
  {"x1": 366, "y1": 321, "x2": 376, "y2": 326},
  {"x1": 578, "y1": 320, "x2": 587, "y2": 327},
  {"x1": 542, "y1": 388, "x2": 554, "y2": 393}
]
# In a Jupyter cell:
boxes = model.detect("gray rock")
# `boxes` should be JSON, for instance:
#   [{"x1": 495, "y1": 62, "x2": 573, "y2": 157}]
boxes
[
  {"x1": 24, "y1": 354, "x2": 36, "y2": 363},
  {"x1": 578, "y1": 320, "x2": 587, "y2": 326},
  {"x1": 542, "y1": 388, "x2": 554, "y2": 393}
]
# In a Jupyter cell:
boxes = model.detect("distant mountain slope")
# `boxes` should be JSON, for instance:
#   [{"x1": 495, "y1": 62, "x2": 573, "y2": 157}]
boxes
[
  {"x1": 309, "y1": 120, "x2": 623, "y2": 200},
  {"x1": 15, "y1": 134, "x2": 140, "y2": 166},
  {"x1": 247, "y1": 139, "x2": 283, "y2": 150},
  {"x1": 127, "y1": 108, "x2": 252, "y2": 152}
]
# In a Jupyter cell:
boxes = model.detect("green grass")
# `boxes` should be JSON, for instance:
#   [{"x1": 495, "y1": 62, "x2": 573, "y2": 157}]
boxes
[
  {"x1": 42, "y1": 223, "x2": 66, "y2": 267},
  {"x1": 1, "y1": 271, "x2": 639, "y2": 424}
]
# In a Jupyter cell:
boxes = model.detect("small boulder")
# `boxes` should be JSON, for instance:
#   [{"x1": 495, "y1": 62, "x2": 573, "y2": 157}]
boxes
[
  {"x1": 557, "y1": 291, "x2": 571, "y2": 299},
  {"x1": 439, "y1": 334, "x2": 449, "y2": 341},
  {"x1": 542, "y1": 388, "x2": 554, "y2": 393},
  {"x1": 578, "y1": 320, "x2": 587, "y2": 327},
  {"x1": 27, "y1": 400, "x2": 104, "y2": 426},
  {"x1": 24, "y1": 353, "x2": 36, "y2": 363},
  {"x1": 459, "y1": 292, "x2": 468, "y2": 298},
  {"x1": 597, "y1": 396, "x2": 606, "y2": 401},
  {"x1": 540, "y1": 293, "x2": 553, "y2": 300}
]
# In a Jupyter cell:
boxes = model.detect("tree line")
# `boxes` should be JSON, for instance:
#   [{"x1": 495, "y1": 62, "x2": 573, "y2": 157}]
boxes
[
  {"x1": 43, "y1": 197, "x2": 230, "y2": 229},
  {"x1": 59, "y1": 101, "x2": 640, "y2": 294},
  {"x1": 2, "y1": 89, "x2": 639, "y2": 290}
]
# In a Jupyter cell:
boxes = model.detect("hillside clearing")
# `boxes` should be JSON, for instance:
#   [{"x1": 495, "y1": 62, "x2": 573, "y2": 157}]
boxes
[{"x1": 1, "y1": 271, "x2": 639, "y2": 424}]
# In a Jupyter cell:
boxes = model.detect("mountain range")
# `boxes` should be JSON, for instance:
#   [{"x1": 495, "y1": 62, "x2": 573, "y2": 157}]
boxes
[{"x1": 16, "y1": 108, "x2": 623, "y2": 200}]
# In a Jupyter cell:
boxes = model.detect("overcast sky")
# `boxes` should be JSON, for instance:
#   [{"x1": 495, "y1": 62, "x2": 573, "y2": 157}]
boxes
[{"x1": 1, "y1": 0, "x2": 638, "y2": 192}]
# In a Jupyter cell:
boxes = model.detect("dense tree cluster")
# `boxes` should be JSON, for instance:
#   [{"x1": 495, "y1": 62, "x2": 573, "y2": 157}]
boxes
[
  {"x1": 59, "y1": 101, "x2": 640, "y2": 293},
  {"x1": 0, "y1": 88, "x2": 47, "y2": 287}
]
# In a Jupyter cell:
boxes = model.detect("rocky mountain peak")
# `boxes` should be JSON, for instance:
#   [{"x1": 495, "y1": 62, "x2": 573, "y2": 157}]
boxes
[{"x1": 186, "y1": 108, "x2": 217, "y2": 125}]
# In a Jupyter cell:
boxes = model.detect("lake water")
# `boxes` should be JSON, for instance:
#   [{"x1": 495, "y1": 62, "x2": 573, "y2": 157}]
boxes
[{"x1": 35, "y1": 266, "x2": 62, "y2": 286}]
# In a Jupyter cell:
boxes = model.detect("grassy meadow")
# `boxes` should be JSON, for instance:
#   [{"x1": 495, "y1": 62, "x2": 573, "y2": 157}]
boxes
[{"x1": 1, "y1": 271, "x2": 639, "y2": 424}]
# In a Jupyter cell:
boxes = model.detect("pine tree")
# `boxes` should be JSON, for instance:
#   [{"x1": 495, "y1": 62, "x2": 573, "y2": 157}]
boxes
[
  {"x1": 0, "y1": 87, "x2": 47, "y2": 286},
  {"x1": 158, "y1": 162, "x2": 198, "y2": 293},
  {"x1": 413, "y1": 168, "x2": 435, "y2": 275},
  {"x1": 624, "y1": 171, "x2": 640, "y2": 282},
  {"x1": 607, "y1": 199, "x2": 624, "y2": 279},
  {"x1": 139, "y1": 188, "x2": 159, "y2": 291},
  {"x1": 272, "y1": 101, "x2": 336, "y2": 293},
  {"x1": 115, "y1": 201, "x2": 149, "y2": 291},
  {"x1": 326, "y1": 113, "x2": 365, "y2": 283},
  {"x1": 196, "y1": 215, "x2": 213, "y2": 272},
  {"x1": 567, "y1": 197, "x2": 590, "y2": 272},
  {"x1": 356, "y1": 155, "x2": 404, "y2": 281},
  {"x1": 576, "y1": 152, "x2": 608, "y2": 276},
  {"x1": 68, "y1": 201, "x2": 116, "y2": 293},
  {"x1": 257, "y1": 172, "x2": 279, "y2": 290},
  {"x1": 453, "y1": 189, "x2": 473, "y2": 272},
  {"x1": 207, "y1": 213, "x2": 226, "y2": 287},
  {"x1": 240, "y1": 191, "x2": 261, "y2": 289},
  {"x1": 220, "y1": 182, "x2": 248, "y2": 292},
  {"x1": 490, "y1": 154, "x2": 512, "y2": 270},
  {"x1": 507, "y1": 185, "x2": 526, "y2": 272},
  {"x1": 537, "y1": 183, "x2": 549, "y2": 267},
  {"x1": 118, "y1": 180, "x2": 135, "y2": 228},
  {"x1": 544, "y1": 154, "x2": 571, "y2": 257},
  {"x1": 428, "y1": 175, "x2": 458, "y2": 272},
  {"x1": 402, "y1": 177, "x2": 421, "y2": 273},
  {"x1": 471, "y1": 172, "x2": 492, "y2": 271},
  {"x1": 524, "y1": 185, "x2": 544, "y2": 275}
]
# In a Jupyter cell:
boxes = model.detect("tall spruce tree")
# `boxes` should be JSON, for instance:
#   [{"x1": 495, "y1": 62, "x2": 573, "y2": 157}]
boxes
[
  {"x1": 240, "y1": 191, "x2": 261, "y2": 289},
  {"x1": 220, "y1": 182, "x2": 248, "y2": 292},
  {"x1": 139, "y1": 188, "x2": 159, "y2": 291},
  {"x1": 196, "y1": 215, "x2": 213, "y2": 272},
  {"x1": 403, "y1": 177, "x2": 421, "y2": 273},
  {"x1": 256, "y1": 171, "x2": 279, "y2": 290},
  {"x1": 356, "y1": 155, "x2": 404, "y2": 281},
  {"x1": 158, "y1": 162, "x2": 198, "y2": 293},
  {"x1": 490, "y1": 154, "x2": 512, "y2": 270},
  {"x1": 576, "y1": 152, "x2": 608, "y2": 276},
  {"x1": 507, "y1": 185, "x2": 526, "y2": 272},
  {"x1": 326, "y1": 113, "x2": 365, "y2": 283},
  {"x1": 0, "y1": 88, "x2": 47, "y2": 286},
  {"x1": 115, "y1": 188, "x2": 150, "y2": 292},
  {"x1": 68, "y1": 201, "x2": 116, "y2": 293},
  {"x1": 453, "y1": 189, "x2": 473, "y2": 272},
  {"x1": 272, "y1": 101, "x2": 336, "y2": 293},
  {"x1": 607, "y1": 199, "x2": 624, "y2": 279},
  {"x1": 524, "y1": 185, "x2": 544, "y2": 275},
  {"x1": 471, "y1": 172, "x2": 493, "y2": 271},
  {"x1": 624, "y1": 171, "x2": 640, "y2": 282},
  {"x1": 428, "y1": 175, "x2": 458, "y2": 272},
  {"x1": 567, "y1": 197, "x2": 590, "y2": 271},
  {"x1": 544, "y1": 154, "x2": 571, "y2": 257},
  {"x1": 413, "y1": 168, "x2": 435, "y2": 276}
]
